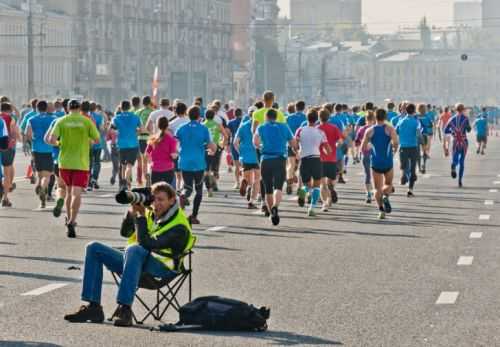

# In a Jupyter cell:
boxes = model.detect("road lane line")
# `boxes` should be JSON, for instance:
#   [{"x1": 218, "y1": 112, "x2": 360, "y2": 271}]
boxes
[
  {"x1": 436, "y1": 292, "x2": 459, "y2": 305},
  {"x1": 287, "y1": 196, "x2": 298, "y2": 201},
  {"x1": 489, "y1": 189, "x2": 498, "y2": 193},
  {"x1": 457, "y1": 256, "x2": 474, "y2": 266},
  {"x1": 21, "y1": 283, "x2": 69, "y2": 296},
  {"x1": 423, "y1": 174, "x2": 432, "y2": 179},
  {"x1": 470, "y1": 232, "x2": 483, "y2": 239},
  {"x1": 206, "y1": 226, "x2": 226, "y2": 232},
  {"x1": 479, "y1": 214, "x2": 490, "y2": 220},
  {"x1": 494, "y1": 181, "x2": 500, "y2": 185},
  {"x1": 484, "y1": 200, "x2": 494, "y2": 205}
]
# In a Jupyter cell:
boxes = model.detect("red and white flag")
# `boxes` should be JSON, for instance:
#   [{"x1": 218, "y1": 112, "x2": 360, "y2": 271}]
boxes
[{"x1": 152, "y1": 66, "x2": 159, "y2": 108}]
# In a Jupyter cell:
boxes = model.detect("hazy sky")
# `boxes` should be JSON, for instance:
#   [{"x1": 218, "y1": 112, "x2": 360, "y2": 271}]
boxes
[{"x1": 277, "y1": 0, "x2": 456, "y2": 34}]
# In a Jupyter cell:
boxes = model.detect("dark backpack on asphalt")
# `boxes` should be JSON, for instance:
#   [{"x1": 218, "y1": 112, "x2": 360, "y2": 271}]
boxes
[{"x1": 162, "y1": 296, "x2": 270, "y2": 332}]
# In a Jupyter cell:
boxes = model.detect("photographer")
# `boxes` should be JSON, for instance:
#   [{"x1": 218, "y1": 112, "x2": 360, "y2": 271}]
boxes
[{"x1": 64, "y1": 182, "x2": 195, "y2": 327}]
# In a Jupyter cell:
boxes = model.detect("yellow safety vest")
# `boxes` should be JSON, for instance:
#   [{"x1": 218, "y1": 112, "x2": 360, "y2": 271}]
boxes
[{"x1": 127, "y1": 208, "x2": 196, "y2": 272}]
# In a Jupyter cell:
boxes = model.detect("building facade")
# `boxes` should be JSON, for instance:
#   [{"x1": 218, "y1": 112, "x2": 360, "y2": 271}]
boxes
[{"x1": 454, "y1": 1, "x2": 482, "y2": 28}]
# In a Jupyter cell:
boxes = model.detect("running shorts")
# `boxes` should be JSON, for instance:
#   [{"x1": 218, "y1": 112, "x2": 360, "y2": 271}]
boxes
[
  {"x1": 1, "y1": 148, "x2": 15, "y2": 166},
  {"x1": 261, "y1": 157, "x2": 286, "y2": 194},
  {"x1": 242, "y1": 163, "x2": 259, "y2": 171},
  {"x1": 59, "y1": 169, "x2": 89, "y2": 188},
  {"x1": 300, "y1": 157, "x2": 322, "y2": 183},
  {"x1": 33, "y1": 152, "x2": 54, "y2": 172},
  {"x1": 139, "y1": 140, "x2": 148, "y2": 154},
  {"x1": 119, "y1": 148, "x2": 138, "y2": 166},
  {"x1": 230, "y1": 145, "x2": 239, "y2": 162},
  {"x1": 477, "y1": 135, "x2": 487, "y2": 143},
  {"x1": 372, "y1": 166, "x2": 393, "y2": 174},
  {"x1": 321, "y1": 161, "x2": 337, "y2": 180},
  {"x1": 151, "y1": 170, "x2": 175, "y2": 185}
]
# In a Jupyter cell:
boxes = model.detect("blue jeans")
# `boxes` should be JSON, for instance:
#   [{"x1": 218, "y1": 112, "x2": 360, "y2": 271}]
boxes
[
  {"x1": 81, "y1": 242, "x2": 177, "y2": 306},
  {"x1": 452, "y1": 147, "x2": 467, "y2": 183}
]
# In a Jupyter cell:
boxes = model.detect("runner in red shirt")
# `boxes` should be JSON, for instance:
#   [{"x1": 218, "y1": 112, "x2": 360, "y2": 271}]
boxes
[
  {"x1": 0, "y1": 102, "x2": 20, "y2": 207},
  {"x1": 317, "y1": 108, "x2": 344, "y2": 211}
]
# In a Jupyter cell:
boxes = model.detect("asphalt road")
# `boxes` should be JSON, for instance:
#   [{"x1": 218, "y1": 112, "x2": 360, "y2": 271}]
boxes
[{"x1": 1, "y1": 135, "x2": 500, "y2": 347}]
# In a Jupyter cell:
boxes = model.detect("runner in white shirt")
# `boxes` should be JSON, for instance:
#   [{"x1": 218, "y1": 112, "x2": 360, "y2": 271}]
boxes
[
  {"x1": 146, "y1": 98, "x2": 173, "y2": 133},
  {"x1": 168, "y1": 102, "x2": 189, "y2": 190},
  {"x1": 295, "y1": 109, "x2": 331, "y2": 217}
]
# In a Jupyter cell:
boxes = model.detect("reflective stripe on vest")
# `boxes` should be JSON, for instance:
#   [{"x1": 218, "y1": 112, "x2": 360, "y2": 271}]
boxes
[{"x1": 127, "y1": 208, "x2": 195, "y2": 271}]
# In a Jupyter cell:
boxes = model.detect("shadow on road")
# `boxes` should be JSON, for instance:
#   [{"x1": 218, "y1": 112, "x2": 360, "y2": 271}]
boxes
[
  {"x1": 0, "y1": 254, "x2": 84, "y2": 265},
  {"x1": 0, "y1": 242, "x2": 17, "y2": 245},
  {"x1": 0, "y1": 342, "x2": 62, "y2": 347}
]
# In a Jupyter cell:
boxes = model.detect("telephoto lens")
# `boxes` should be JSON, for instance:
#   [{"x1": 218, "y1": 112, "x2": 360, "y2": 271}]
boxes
[{"x1": 115, "y1": 188, "x2": 153, "y2": 206}]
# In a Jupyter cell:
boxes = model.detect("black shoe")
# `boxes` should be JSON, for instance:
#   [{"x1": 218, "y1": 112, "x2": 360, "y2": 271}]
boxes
[
  {"x1": 110, "y1": 176, "x2": 116, "y2": 186},
  {"x1": 270, "y1": 206, "x2": 280, "y2": 226},
  {"x1": 407, "y1": 190, "x2": 414, "y2": 198},
  {"x1": 239, "y1": 179, "x2": 248, "y2": 197},
  {"x1": 188, "y1": 215, "x2": 200, "y2": 225},
  {"x1": 64, "y1": 304, "x2": 104, "y2": 323},
  {"x1": 297, "y1": 188, "x2": 306, "y2": 207},
  {"x1": 338, "y1": 176, "x2": 346, "y2": 184},
  {"x1": 67, "y1": 223, "x2": 76, "y2": 238},
  {"x1": 476, "y1": 148, "x2": 480, "y2": 154},
  {"x1": 458, "y1": 181, "x2": 463, "y2": 188},
  {"x1": 400, "y1": 175, "x2": 408, "y2": 185},
  {"x1": 93, "y1": 181, "x2": 100, "y2": 190},
  {"x1": 247, "y1": 202, "x2": 258, "y2": 209},
  {"x1": 382, "y1": 195, "x2": 392, "y2": 214},
  {"x1": 262, "y1": 204, "x2": 270, "y2": 217},
  {"x1": 113, "y1": 305, "x2": 133, "y2": 327},
  {"x1": 53, "y1": 198, "x2": 64, "y2": 218},
  {"x1": 2, "y1": 199, "x2": 12, "y2": 207},
  {"x1": 246, "y1": 186, "x2": 252, "y2": 202},
  {"x1": 330, "y1": 187, "x2": 338, "y2": 204},
  {"x1": 451, "y1": 167, "x2": 457, "y2": 179},
  {"x1": 0, "y1": 183, "x2": 3, "y2": 201}
]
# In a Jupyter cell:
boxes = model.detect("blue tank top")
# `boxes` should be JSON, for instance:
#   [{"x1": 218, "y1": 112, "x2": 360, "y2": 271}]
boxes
[{"x1": 370, "y1": 124, "x2": 393, "y2": 170}]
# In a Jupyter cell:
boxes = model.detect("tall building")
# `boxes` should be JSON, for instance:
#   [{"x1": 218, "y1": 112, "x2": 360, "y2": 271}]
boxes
[
  {"x1": 454, "y1": 1, "x2": 482, "y2": 28},
  {"x1": 290, "y1": 0, "x2": 362, "y2": 39},
  {"x1": 482, "y1": 0, "x2": 500, "y2": 36}
]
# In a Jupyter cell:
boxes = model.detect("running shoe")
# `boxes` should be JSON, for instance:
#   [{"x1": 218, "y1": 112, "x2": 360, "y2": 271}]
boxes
[
  {"x1": 400, "y1": 175, "x2": 408, "y2": 185},
  {"x1": 110, "y1": 176, "x2": 116, "y2": 186},
  {"x1": 9, "y1": 182, "x2": 16, "y2": 192},
  {"x1": 270, "y1": 206, "x2": 280, "y2": 226},
  {"x1": 2, "y1": 199, "x2": 12, "y2": 208},
  {"x1": 30, "y1": 176, "x2": 36, "y2": 184},
  {"x1": 47, "y1": 195, "x2": 55, "y2": 202},
  {"x1": 307, "y1": 208, "x2": 317, "y2": 217},
  {"x1": 246, "y1": 186, "x2": 252, "y2": 202},
  {"x1": 331, "y1": 188, "x2": 338, "y2": 204},
  {"x1": 365, "y1": 193, "x2": 372, "y2": 204},
  {"x1": 338, "y1": 176, "x2": 346, "y2": 184},
  {"x1": 476, "y1": 148, "x2": 480, "y2": 154},
  {"x1": 188, "y1": 215, "x2": 200, "y2": 225},
  {"x1": 35, "y1": 184, "x2": 41, "y2": 196},
  {"x1": 0, "y1": 183, "x2": 4, "y2": 201},
  {"x1": 321, "y1": 204, "x2": 328, "y2": 212},
  {"x1": 297, "y1": 188, "x2": 306, "y2": 207},
  {"x1": 53, "y1": 198, "x2": 64, "y2": 218},
  {"x1": 458, "y1": 181, "x2": 463, "y2": 188},
  {"x1": 481, "y1": 150, "x2": 485, "y2": 155},
  {"x1": 207, "y1": 190, "x2": 214, "y2": 198},
  {"x1": 239, "y1": 179, "x2": 248, "y2": 197},
  {"x1": 451, "y1": 167, "x2": 457, "y2": 179},
  {"x1": 247, "y1": 202, "x2": 258, "y2": 209},
  {"x1": 407, "y1": 190, "x2": 414, "y2": 198},
  {"x1": 67, "y1": 222, "x2": 76, "y2": 238},
  {"x1": 233, "y1": 183, "x2": 240, "y2": 190},
  {"x1": 382, "y1": 195, "x2": 392, "y2": 213},
  {"x1": 262, "y1": 204, "x2": 270, "y2": 217},
  {"x1": 286, "y1": 179, "x2": 293, "y2": 195},
  {"x1": 93, "y1": 181, "x2": 100, "y2": 190},
  {"x1": 378, "y1": 211, "x2": 386, "y2": 220}
]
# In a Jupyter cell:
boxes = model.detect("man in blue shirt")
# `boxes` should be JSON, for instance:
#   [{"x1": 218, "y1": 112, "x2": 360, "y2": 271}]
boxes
[
  {"x1": 417, "y1": 104, "x2": 434, "y2": 174},
  {"x1": 89, "y1": 102, "x2": 104, "y2": 191},
  {"x1": 176, "y1": 106, "x2": 216, "y2": 225},
  {"x1": 234, "y1": 112, "x2": 260, "y2": 209},
  {"x1": 0, "y1": 117, "x2": 8, "y2": 201},
  {"x1": 443, "y1": 103, "x2": 471, "y2": 187},
  {"x1": 474, "y1": 108, "x2": 489, "y2": 155},
  {"x1": 253, "y1": 109, "x2": 297, "y2": 226},
  {"x1": 227, "y1": 108, "x2": 243, "y2": 190},
  {"x1": 285, "y1": 100, "x2": 306, "y2": 194},
  {"x1": 111, "y1": 100, "x2": 142, "y2": 190},
  {"x1": 396, "y1": 103, "x2": 421, "y2": 197},
  {"x1": 26, "y1": 100, "x2": 57, "y2": 208},
  {"x1": 329, "y1": 104, "x2": 349, "y2": 184}
]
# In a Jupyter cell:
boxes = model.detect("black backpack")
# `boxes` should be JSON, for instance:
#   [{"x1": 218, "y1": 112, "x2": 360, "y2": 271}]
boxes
[{"x1": 161, "y1": 296, "x2": 270, "y2": 332}]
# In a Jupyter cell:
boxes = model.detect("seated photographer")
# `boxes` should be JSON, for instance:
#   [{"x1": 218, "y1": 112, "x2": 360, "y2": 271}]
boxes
[{"x1": 64, "y1": 182, "x2": 194, "y2": 327}]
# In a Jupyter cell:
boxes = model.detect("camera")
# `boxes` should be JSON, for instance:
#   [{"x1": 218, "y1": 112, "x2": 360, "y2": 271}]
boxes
[{"x1": 115, "y1": 187, "x2": 153, "y2": 206}]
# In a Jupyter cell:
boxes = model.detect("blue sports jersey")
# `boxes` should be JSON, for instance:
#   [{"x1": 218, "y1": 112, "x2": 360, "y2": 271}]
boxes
[
  {"x1": 91, "y1": 112, "x2": 104, "y2": 149},
  {"x1": 235, "y1": 120, "x2": 258, "y2": 164},
  {"x1": 176, "y1": 120, "x2": 211, "y2": 172},
  {"x1": 112, "y1": 112, "x2": 141, "y2": 149},
  {"x1": 418, "y1": 114, "x2": 434, "y2": 136},
  {"x1": 396, "y1": 115, "x2": 421, "y2": 148},
  {"x1": 257, "y1": 121, "x2": 293, "y2": 161},
  {"x1": 474, "y1": 117, "x2": 488, "y2": 136},
  {"x1": 29, "y1": 113, "x2": 57, "y2": 153},
  {"x1": 286, "y1": 112, "x2": 307, "y2": 135}
]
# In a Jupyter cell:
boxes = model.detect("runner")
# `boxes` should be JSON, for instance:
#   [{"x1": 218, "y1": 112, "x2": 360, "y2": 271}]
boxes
[
  {"x1": 111, "y1": 101, "x2": 142, "y2": 191},
  {"x1": 234, "y1": 109, "x2": 260, "y2": 209},
  {"x1": 169, "y1": 102, "x2": 190, "y2": 191},
  {"x1": 0, "y1": 116, "x2": 8, "y2": 202},
  {"x1": 20, "y1": 98, "x2": 39, "y2": 184},
  {"x1": 355, "y1": 111, "x2": 376, "y2": 203},
  {"x1": 89, "y1": 102, "x2": 104, "y2": 190},
  {"x1": 253, "y1": 108, "x2": 297, "y2": 225},
  {"x1": 396, "y1": 103, "x2": 421, "y2": 197},
  {"x1": 26, "y1": 101, "x2": 57, "y2": 209},
  {"x1": 296, "y1": 109, "x2": 331, "y2": 216},
  {"x1": 473, "y1": 108, "x2": 488, "y2": 155},
  {"x1": 417, "y1": 104, "x2": 433, "y2": 174},
  {"x1": 47, "y1": 100, "x2": 100, "y2": 238},
  {"x1": 146, "y1": 98, "x2": 173, "y2": 134},
  {"x1": 176, "y1": 106, "x2": 216, "y2": 225},
  {"x1": 0, "y1": 102, "x2": 20, "y2": 207},
  {"x1": 443, "y1": 103, "x2": 471, "y2": 188},
  {"x1": 329, "y1": 104, "x2": 349, "y2": 184},
  {"x1": 438, "y1": 106, "x2": 452, "y2": 143},
  {"x1": 136, "y1": 96, "x2": 155, "y2": 186},
  {"x1": 146, "y1": 116, "x2": 177, "y2": 186},
  {"x1": 227, "y1": 108, "x2": 243, "y2": 190},
  {"x1": 203, "y1": 109, "x2": 228, "y2": 197},
  {"x1": 285, "y1": 100, "x2": 306, "y2": 194},
  {"x1": 361, "y1": 109, "x2": 399, "y2": 219}
]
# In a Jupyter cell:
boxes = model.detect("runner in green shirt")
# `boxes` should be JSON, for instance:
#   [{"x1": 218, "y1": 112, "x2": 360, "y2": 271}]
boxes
[
  {"x1": 135, "y1": 96, "x2": 154, "y2": 186},
  {"x1": 252, "y1": 91, "x2": 286, "y2": 133},
  {"x1": 203, "y1": 109, "x2": 228, "y2": 197}
]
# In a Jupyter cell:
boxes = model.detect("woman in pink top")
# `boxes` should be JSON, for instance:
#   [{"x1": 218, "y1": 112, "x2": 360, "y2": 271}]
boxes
[{"x1": 146, "y1": 117, "x2": 177, "y2": 185}]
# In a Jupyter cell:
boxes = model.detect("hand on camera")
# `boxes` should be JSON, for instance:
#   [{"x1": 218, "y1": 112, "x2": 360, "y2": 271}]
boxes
[{"x1": 131, "y1": 204, "x2": 146, "y2": 217}]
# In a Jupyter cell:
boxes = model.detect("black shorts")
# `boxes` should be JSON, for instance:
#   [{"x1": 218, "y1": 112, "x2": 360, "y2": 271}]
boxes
[
  {"x1": 372, "y1": 166, "x2": 393, "y2": 174},
  {"x1": 54, "y1": 163, "x2": 59, "y2": 177},
  {"x1": 261, "y1": 157, "x2": 286, "y2": 194},
  {"x1": 321, "y1": 161, "x2": 337, "y2": 180},
  {"x1": 206, "y1": 147, "x2": 222, "y2": 173},
  {"x1": 1, "y1": 148, "x2": 15, "y2": 166},
  {"x1": 33, "y1": 152, "x2": 54, "y2": 172},
  {"x1": 477, "y1": 135, "x2": 487, "y2": 143},
  {"x1": 420, "y1": 135, "x2": 429, "y2": 146},
  {"x1": 139, "y1": 139, "x2": 148, "y2": 154},
  {"x1": 151, "y1": 170, "x2": 175, "y2": 185},
  {"x1": 119, "y1": 148, "x2": 138, "y2": 166},
  {"x1": 173, "y1": 158, "x2": 180, "y2": 172},
  {"x1": 300, "y1": 157, "x2": 323, "y2": 183},
  {"x1": 243, "y1": 163, "x2": 260, "y2": 171}
]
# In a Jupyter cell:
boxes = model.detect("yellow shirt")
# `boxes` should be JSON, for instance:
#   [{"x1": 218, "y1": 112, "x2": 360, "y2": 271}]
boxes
[{"x1": 252, "y1": 108, "x2": 286, "y2": 126}]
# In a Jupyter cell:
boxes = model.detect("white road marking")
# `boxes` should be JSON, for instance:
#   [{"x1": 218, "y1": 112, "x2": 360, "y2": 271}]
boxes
[
  {"x1": 206, "y1": 226, "x2": 226, "y2": 232},
  {"x1": 436, "y1": 291, "x2": 459, "y2": 305},
  {"x1": 457, "y1": 256, "x2": 474, "y2": 266},
  {"x1": 252, "y1": 210, "x2": 263, "y2": 215},
  {"x1": 423, "y1": 174, "x2": 432, "y2": 179},
  {"x1": 470, "y1": 232, "x2": 483, "y2": 239},
  {"x1": 494, "y1": 181, "x2": 500, "y2": 185},
  {"x1": 21, "y1": 283, "x2": 69, "y2": 296},
  {"x1": 98, "y1": 194, "x2": 114, "y2": 198},
  {"x1": 484, "y1": 200, "x2": 494, "y2": 205},
  {"x1": 479, "y1": 214, "x2": 491, "y2": 221},
  {"x1": 489, "y1": 189, "x2": 498, "y2": 193},
  {"x1": 287, "y1": 196, "x2": 298, "y2": 201}
]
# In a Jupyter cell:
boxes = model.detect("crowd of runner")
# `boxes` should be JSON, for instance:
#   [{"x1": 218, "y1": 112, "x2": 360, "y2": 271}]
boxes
[{"x1": 0, "y1": 92, "x2": 495, "y2": 236}]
